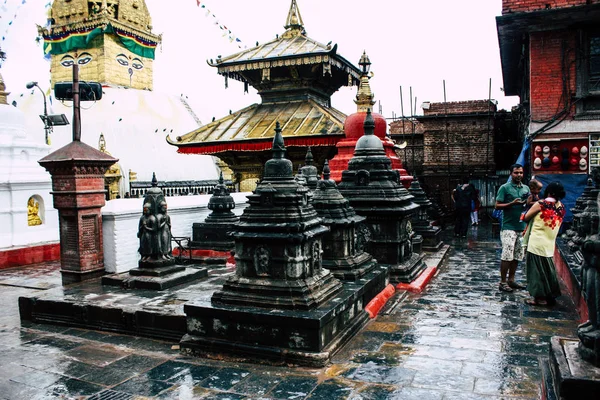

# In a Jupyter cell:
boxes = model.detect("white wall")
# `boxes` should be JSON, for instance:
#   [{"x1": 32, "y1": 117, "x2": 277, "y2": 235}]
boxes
[
  {"x1": 0, "y1": 103, "x2": 59, "y2": 250},
  {"x1": 102, "y1": 193, "x2": 249, "y2": 273}
]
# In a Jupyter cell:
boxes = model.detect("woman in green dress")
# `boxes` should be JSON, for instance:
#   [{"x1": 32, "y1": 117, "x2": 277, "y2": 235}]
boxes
[{"x1": 523, "y1": 181, "x2": 566, "y2": 306}]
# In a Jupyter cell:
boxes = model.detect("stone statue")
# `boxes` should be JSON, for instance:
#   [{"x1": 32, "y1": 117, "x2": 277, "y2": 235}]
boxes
[
  {"x1": 138, "y1": 203, "x2": 158, "y2": 262},
  {"x1": 157, "y1": 201, "x2": 173, "y2": 260},
  {"x1": 578, "y1": 191, "x2": 600, "y2": 367},
  {"x1": 27, "y1": 198, "x2": 42, "y2": 226}
]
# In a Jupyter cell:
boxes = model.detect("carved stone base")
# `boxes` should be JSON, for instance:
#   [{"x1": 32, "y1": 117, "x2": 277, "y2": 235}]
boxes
[
  {"x1": 138, "y1": 258, "x2": 177, "y2": 269},
  {"x1": 578, "y1": 327, "x2": 600, "y2": 367},
  {"x1": 212, "y1": 269, "x2": 342, "y2": 310},
  {"x1": 181, "y1": 267, "x2": 386, "y2": 366},
  {"x1": 323, "y1": 252, "x2": 378, "y2": 281},
  {"x1": 60, "y1": 267, "x2": 106, "y2": 286},
  {"x1": 411, "y1": 234, "x2": 423, "y2": 255},
  {"x1": 549, "y1": 336, "x2": 600, "y2": 399},
  {"x1": 102, "y1": 266, "x2": 207, "y2": 290},
  {"x1": 388, "y1": 252, "x2": 427, "y2": 284},
  {"x1": 414, "y1": 226, "x2": 444, "y2": 252}
]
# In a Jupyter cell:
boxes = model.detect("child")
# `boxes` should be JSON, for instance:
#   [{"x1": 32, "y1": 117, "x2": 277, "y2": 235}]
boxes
[
  {"x1": 522, "y1": 179, "x2": 543, "y2": 221},
  {"x1": 521, "y1": 179, "x2": 543, "y2": 246}
]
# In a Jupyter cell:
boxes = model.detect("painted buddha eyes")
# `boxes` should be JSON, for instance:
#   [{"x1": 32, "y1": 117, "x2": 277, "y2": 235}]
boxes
[
  {"x1": 116, "y1": 54, "x2": 144, "y2": 70},
  {"x1": 60, "y1": 53, "x2": 93, "y2": 68},
  {"x1": 77, "y1": 53, "x2": 92, "y2": 65}
]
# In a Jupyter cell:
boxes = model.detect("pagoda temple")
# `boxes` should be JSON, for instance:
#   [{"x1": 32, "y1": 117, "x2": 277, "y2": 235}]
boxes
[{"x1": 168, "y1": 0, "x2": 362, "y2": 192}]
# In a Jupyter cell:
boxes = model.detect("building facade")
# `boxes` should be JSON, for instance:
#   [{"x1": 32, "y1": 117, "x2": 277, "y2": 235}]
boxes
[{"x1": 497, "y1": 0, "x2": 600, "y2": 203}]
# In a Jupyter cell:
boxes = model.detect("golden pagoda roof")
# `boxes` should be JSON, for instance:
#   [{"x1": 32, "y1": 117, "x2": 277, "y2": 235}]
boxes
[
  {"x1": 168, "y1": 99, "x2": 346, "y2": 154},
  {"x1": 207, "y1": 1, "x2": 360, "y2": 82}
]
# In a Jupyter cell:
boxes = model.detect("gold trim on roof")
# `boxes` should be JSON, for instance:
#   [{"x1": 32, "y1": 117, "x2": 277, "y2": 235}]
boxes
[
  {"x1": 38, "y1": 15, "x2": 161, "y2": 44},
  {"x1": 170, "y1": 100, "x2": 347, "y2": 146}
]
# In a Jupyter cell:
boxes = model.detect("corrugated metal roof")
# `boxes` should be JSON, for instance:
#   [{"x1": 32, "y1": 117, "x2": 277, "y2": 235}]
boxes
[
  {"x1": 171, "y1": 100, "x2": 346, "y2": 146},
  {"x1": 217, "y1": 34, "x2": 332, "y2": 66}
]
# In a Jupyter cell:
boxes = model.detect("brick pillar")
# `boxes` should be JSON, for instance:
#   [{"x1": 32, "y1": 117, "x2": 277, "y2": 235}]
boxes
[{"x1": 39, "y1": 141, "x2": 117, "y2": 285}]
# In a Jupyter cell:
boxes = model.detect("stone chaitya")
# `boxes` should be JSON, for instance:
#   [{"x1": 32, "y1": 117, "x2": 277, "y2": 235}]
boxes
[
  {"x1": 299, "y1": 147, "x2": 319, "y2": 190},
  {"x1": 564, "y1": 177, "x2": 595, "y2": 247},
  {"x1": 181, "y1": 123, "x2": 375, "y2": 366},
  {"x1": 407, "y1": 178, "x2": 443, "y2": 252},
  {"x1": 103, "y1": 173, "x2": 207, "y2": 290},
  {"x1": 338, "y1": 109, "x2": 426, "y2": 283},
  {"x1": 189, "y1": 172, "x2": 239, "y2": 268},
  {"x1": 312, "y1": 160, "x2": 387, "y2": 295},
  {"x1": 548, "y1": 186, "x2": 600, "y2": 399}
]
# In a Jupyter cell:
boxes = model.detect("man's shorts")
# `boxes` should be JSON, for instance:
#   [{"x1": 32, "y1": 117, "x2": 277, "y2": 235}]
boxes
[{"x1": 500, "y1": 230, "x2": 525, "y2": 262}]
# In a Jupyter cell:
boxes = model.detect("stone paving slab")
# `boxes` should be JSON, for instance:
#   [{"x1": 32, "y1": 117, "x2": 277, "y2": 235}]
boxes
[{"x1": 0, "y1": 220, "x2": 581, "y2": 399}]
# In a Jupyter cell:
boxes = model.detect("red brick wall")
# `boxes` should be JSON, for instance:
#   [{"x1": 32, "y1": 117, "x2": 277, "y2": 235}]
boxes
[
  {"x1": 529, "y1": 30, "x2": 577, "y2": 121},
  {"x1": 423, "y1": 100, "x2": 496, "y2": 116},
  {"x1": 502, "y1": 0, "x2": 599, "y2": 14}
]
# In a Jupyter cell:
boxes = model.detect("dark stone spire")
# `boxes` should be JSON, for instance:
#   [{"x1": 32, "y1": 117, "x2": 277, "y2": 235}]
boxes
[
  {"x1": 407, "y1": 178, "x2": 444, "y2": 252},
  {"x1": 338, "y1": 109, "x2": 425, "y2": 283},
  {"x1": 312, "y1": 160, "x2": 379, "y2": 282},
  {"x1": 300, "y1": 146, "x2": 319, "y2": 190},
  {"x1": 264, "y1": 121, "x2": 293, "y2": 179},
  {"x1": 190, "y1": 171, "x2": 239, "y2": 262},
  {"x1": 212, "y1": 123, "x2": 340, "y2": 310}
]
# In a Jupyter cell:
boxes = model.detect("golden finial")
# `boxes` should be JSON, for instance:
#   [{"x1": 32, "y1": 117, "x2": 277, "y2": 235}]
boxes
[
  {"x1": 283, "y1": 0, "x2": 305, "y2": 38},
  {"x1": 98, "y1": 133, "x2": 110, "y2": 154},
  {"x1": 355, "y1": 51, "x2": 375, "y2": 113}
]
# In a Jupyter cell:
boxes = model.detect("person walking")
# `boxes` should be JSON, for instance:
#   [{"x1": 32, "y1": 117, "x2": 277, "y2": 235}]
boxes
[
  {"x1": 452, "y1": 177, "x2": 476, "y2": 238},
  {"x1": 523, "y1": 182, "x2": 566, "y2": 306},
  {"x1": 495, "y1": 164, "x2": 530, "y2": 292}
]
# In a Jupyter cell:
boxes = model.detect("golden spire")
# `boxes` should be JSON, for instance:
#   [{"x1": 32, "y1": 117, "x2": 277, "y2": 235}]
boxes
[
  {"x1": 283, "y1": 0, "x2": 305, "y2": 38},
  {"x1": 355, "y1": 51, "x2": 375, "y2": 113},
  {"x1": 0, "y1": 72, "x2": 8, "y2": 105},
  {"x1": 98, "y1": 133, "x2": 110, "y2": 155}
]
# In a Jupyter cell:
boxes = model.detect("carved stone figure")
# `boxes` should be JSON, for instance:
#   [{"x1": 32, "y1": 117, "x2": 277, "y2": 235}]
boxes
[
  {"x1": 578, "y1": 176, "x2": 600, "y2": 367},
  {"x1": 157, "y1": 201, "x2": 173, "y2": 260},
  {"x1": 579, "y1": 233, "x2": 600, "y2": 367},
  {"x1": 137, "y1": 203, "x2": 158, "y2": 262},
  {"x1": 27, "y1": 197, "x2": 42, "y2": 226}
]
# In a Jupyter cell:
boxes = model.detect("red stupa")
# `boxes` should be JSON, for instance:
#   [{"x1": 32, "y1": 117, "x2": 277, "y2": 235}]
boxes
[{"x1": 329, "y1": 52, "x2": 413, "y2": 188}]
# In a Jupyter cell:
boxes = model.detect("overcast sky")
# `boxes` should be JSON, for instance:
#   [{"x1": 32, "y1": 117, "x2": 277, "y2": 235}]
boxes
[{"x1": 1, "y1": 0, "x2": 518, "y2": 124}]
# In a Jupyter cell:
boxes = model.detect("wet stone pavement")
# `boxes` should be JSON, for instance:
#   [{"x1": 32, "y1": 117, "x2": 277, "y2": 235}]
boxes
[{"x1": 0, "y1": 220, "x2": 580, "y2": 399}]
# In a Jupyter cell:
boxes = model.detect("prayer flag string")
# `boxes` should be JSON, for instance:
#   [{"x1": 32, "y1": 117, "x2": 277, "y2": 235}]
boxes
[{"x1": 195, "y1": 0, "x2": 246, "y2": 49}]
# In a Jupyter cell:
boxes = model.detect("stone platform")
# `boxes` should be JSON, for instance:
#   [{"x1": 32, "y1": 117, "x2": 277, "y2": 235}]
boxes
[
  {"x1": 18, "y1": 267, "x2": 232, "y2": 341},
  {"x1": 549, "y1": 336, "x2": 600, "y2": 399},
  {"x1": 102, "y1": 264, "x2": 207, "y2": 290},
  {"x1": 181, "y1": 265, "x2": 388, "y2": 367}
]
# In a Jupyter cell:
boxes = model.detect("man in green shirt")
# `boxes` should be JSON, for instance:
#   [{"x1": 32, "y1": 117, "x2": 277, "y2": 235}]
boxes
[{"x1": 495, "y1": 164, "x2": 530, "y2": 292}]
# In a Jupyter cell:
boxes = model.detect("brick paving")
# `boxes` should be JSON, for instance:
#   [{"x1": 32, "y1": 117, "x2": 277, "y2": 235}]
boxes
[{"x1": 0, "y1": 221, "x2": 580, "y2": 399}]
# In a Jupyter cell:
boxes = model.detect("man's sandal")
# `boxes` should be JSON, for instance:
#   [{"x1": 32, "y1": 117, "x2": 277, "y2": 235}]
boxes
[
  {"x1": 499, "y1": 283, "x2": 513, "y2": 292},
  {"x1": 508, "y1": 281, "x2": 526, "y2": 290}
]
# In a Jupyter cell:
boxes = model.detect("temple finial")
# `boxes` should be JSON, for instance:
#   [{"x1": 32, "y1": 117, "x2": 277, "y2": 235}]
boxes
[
  {"x1": 219, "y1": 171, "x2": 224, "y2": 184},
  {"x1": 151, "y1": 172, "x2": 158, "y2": 187},
  {"x1": 272, "y1": 121, "x2": 286, "y2": 158},
  {"x1": 363, "y1": 109, "x2": 375, "y2": 136},
  {"x1": 322, "y1": 160, "x2": 330, "y2": 181},
  {"x1": 355, "y1": 51, "x2": 375, "y2": 113},
  {"x1": 284, "y1": 0, "x2": 305, "y2": 36},
  {"x1": 305, "y1": 147, "x2": 313, "y2": 166}
]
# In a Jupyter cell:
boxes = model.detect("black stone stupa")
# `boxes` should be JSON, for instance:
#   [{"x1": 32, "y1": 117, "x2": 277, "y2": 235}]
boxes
[
  {"x1": 189, "y1": 172, "x2": 239, "y2": 268},
  {"x1": 299, "y1": 147, "x2": 319, "y2": 190},
  {"x1": 566, "y1": 177, "x2": 597, "y2": 253},
  {"x1": 338, "y1": 109, "x2": 426, "y2": 283},
  {"x1": 408, "y1": 178, "x2": 443, "y2": 252},
  {"x1": 312, "y1": 160, "x2": 387, "y2": 297},
  {"x1": 181, "y1": 123, "x2": 373, "y2": 366}
]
